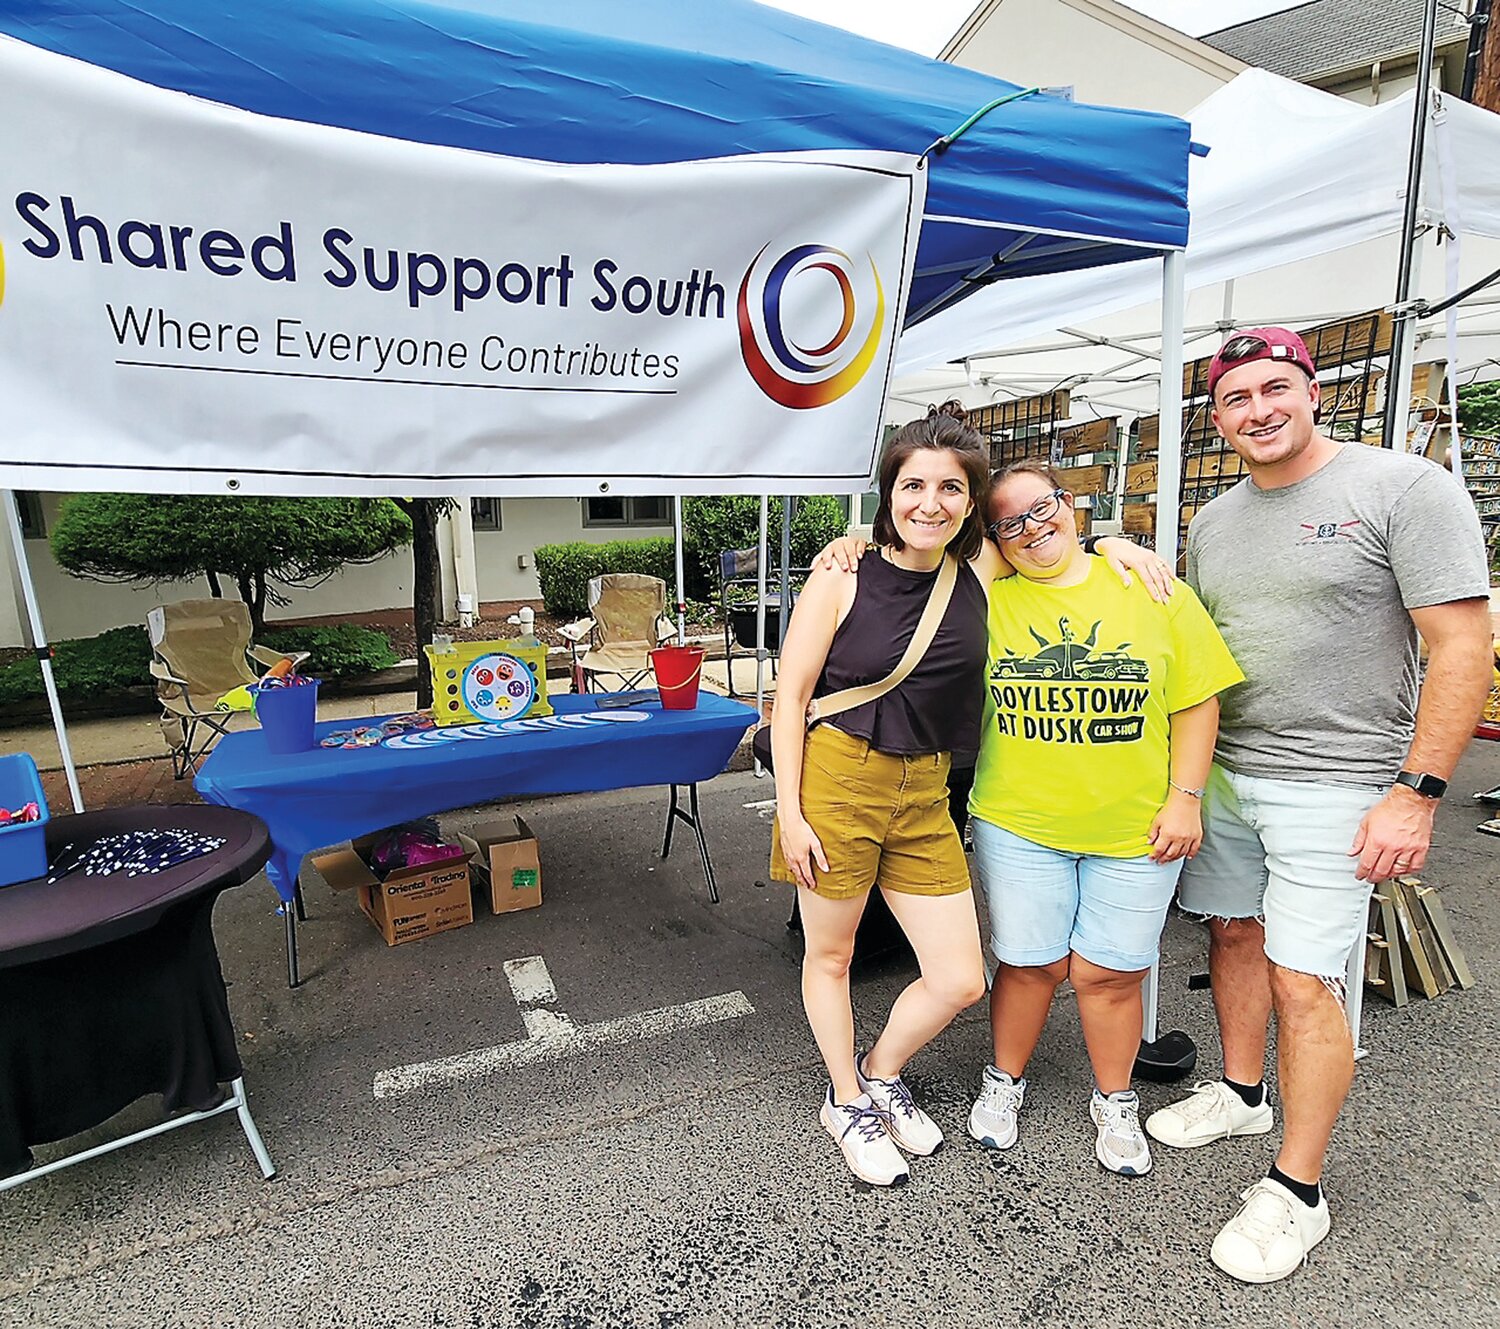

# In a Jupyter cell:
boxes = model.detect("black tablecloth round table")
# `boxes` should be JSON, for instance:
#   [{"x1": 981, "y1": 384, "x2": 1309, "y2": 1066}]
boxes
[{"x1": 0, "y1": 805, "x2": 270, "y2": 1175}]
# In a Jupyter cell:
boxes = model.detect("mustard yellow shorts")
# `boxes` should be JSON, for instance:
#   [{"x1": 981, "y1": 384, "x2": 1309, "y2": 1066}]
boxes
[{"x1": 770, "y1": 724, "x2": 971, "y2": 901}]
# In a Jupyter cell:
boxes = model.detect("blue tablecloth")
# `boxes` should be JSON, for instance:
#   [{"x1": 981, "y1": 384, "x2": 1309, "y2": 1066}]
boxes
[{"x1": 194, "y1": 692, "x2": 757, "y2": 900}]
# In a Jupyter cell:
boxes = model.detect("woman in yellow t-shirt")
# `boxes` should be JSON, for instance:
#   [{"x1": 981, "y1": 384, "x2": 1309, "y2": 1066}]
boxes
[{"x1": 965, "y1": 460, "x2": 1242, "y2": 1178}]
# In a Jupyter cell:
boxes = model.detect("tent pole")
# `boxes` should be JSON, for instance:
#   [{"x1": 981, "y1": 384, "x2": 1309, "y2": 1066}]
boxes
[
  {"x1": 1383, "y1": 0, "x2": 1440, "y2": 449},
  {"x1": 1143, "y1": 249, "x2": 1185, "y2": 1058},
  {"x1": 3, "y1": 491, "x2": 84, "y2": 812},
  {"x1": 1388, "y1": 239, "x2": 1426, "y2": 453},
  {"x1": 672, "y1": 496, "x2": 687, "y2": 641},
  {"x1": 753, "y1": 496, "x2": 769, "y2": 776},
  {"x1": 778, "y1": 497, "x2": 794, "y2": 652},
  {"x1": 1155, "y1": 251, "x2": 1187, "y2": 564}
]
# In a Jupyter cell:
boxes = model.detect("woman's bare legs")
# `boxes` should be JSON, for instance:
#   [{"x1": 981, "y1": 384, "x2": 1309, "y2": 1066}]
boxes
[
  {"x1": 990, "y1": 957, "x2": 1071, "y2": 1079},
  {"x1": 1070, "y1": 954, "x2": 1150, "y2": 1095},
  {"x1": 864, "y1": 887, "x2": 988, "y2": 1079},
  {"x1": 797, "y1": 885, "x2": 872, "y2": 1102}
]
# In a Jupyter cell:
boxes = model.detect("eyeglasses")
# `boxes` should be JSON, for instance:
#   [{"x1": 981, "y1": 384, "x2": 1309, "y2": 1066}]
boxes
[{"x1": 988, "y1": 488, "x2": 1066, "y2": 541}]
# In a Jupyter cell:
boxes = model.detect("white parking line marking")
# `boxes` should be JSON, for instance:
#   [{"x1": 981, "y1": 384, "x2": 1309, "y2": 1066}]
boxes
[
  {"x1": 374, "y1": 953, "x2": 756, "y2": 1100},
  {"x1": 503, "y1": 955, "x2": 557, "y2": 1005}
]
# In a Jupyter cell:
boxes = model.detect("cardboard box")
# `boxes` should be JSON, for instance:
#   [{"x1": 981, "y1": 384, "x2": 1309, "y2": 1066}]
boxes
[
  {"x1": 312, "y1": 835, "x2": 474, "y2": 947},
  {"x1": 458, "y1": 816, "x2": 542, "y2": 915}
]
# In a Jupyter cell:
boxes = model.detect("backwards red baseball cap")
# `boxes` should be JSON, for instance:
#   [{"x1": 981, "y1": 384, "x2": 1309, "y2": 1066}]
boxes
[{"x1": 1206, "y1": 327, "x2": 1317, "y2": 399}]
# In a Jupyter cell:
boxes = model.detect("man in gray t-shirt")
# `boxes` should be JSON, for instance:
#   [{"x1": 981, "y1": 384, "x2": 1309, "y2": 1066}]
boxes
[{"x1": 1142, "y1": 329, "x2": 1492, "y2": 1286}]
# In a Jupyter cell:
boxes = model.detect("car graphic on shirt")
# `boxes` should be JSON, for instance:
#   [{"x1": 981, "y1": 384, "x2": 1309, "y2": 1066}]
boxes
[{"x1": 989, "y1": 617, "x2": 1149, "y2": 683}]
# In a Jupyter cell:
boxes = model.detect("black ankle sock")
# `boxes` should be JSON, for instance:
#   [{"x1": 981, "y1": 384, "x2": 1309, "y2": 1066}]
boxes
[
  {"x1": 1268, "y1": 1163, "x2": 1322, "y2": 1208},
  {"x1": 1223, "y1": 1076, "x2": 1265, "y2": 1109}
]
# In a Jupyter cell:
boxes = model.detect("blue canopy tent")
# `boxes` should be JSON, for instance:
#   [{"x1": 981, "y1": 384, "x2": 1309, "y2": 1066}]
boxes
[
  {"x1": 0, "y1": 0, "x2": 1194, "y2": 837},
  {"x1": 0, "y1": 0, "x2": 1191, "y2": 327}
]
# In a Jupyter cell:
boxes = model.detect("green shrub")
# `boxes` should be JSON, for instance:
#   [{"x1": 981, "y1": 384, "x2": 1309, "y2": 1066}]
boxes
[
  {"x1": 533, "y1": 501, "x2": 852, "y2": 613},
  {"x1": 1460, "y1": 381, "x2": 1500, "y2": 437},
  {"x1": 533, "y1": 537, "x2": 676, "y2": 616},
  {"x1": 0, "y1": 622, "x2": 397, "y2": 707},
  {"x1": 0, "y1": 625, "x2": 153, "y2": 706},
  {"x1": 261, "y1": 625, "x2": 398, "y2": 678}
]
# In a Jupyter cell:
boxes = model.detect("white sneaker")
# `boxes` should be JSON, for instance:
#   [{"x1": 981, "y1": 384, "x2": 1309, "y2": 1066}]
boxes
[
  {"x1": 1211, "y1": 1177, "x2": 1331, "y2": 1283},
  {"x1": 819, "y1": 1088, "x2": 909, "y2": 1186},
  {"x1": 856, "y1": 1056, "x2": 944, "y2": 1156},
  {"x1": 967, "y1": 1066, "x2": 1025, "y2": 1150},
  {"x1": 1145, "y1": 1080, "x2": 1274, "y2": 1150},
  {"x1": 1090, "y1": 1089, "x2": 1152, "y2": 1176}
]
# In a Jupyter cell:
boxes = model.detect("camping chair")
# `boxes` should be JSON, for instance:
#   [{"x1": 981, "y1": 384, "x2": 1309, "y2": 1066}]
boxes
[
  {"x1": 147, "y1": 599, "x2": 307, "y2": 778},
  {"x1": 557, "y1": 573, "x2": 677, "y2": 693},
  {"x1": 719, "y1": 547, "x2": 808, "y2": 699}
]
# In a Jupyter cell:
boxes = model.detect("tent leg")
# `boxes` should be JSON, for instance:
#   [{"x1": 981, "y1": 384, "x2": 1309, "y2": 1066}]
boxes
[
  {"x1": 2, "y1": 491, "x2": 84, "y2": 812},
  {"x1": 1383, "y1": 0, "x2": 1441, "y2": 449},
  {"x1": 672, "y1": 497, "x2": 687, "y2": 642},
  {"x1": 778, "y1": 497, "x2": 794, "y2": 652},
  {"x1": 1386, "y1": 239, "x2": 1425, "y2": 452},
  {"x1": 752, "y1": 497, "x2": 770, "y2": 778},
  {"x1": 1155, "y1": 252, "x2": 1187, "y2": 563},
  {"x1": 285, "y1": 886, "x2": 301, "y2": 989},
  {"x1": 1142, "y1": 956, "x2": 1160, "y2": 1044}
]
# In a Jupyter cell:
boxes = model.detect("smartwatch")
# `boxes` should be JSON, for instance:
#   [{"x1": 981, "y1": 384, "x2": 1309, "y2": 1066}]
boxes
[
  {"x1": 1395, "y1": 771, "x2": 1447, "y2": 799},
  {"x1": 1081, "y1": 534, "x2": 1131, "y2": 555}
]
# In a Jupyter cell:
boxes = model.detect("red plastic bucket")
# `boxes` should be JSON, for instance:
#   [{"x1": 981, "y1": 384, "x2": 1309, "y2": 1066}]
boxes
[{"x1": 650, "y1": 646, "x2": 704, "y2": 710}]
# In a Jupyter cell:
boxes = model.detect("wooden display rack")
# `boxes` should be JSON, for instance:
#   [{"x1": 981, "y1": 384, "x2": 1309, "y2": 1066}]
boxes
[{"x1": 1363, "y1": 874, "x2": 1474, "y2": 1007}]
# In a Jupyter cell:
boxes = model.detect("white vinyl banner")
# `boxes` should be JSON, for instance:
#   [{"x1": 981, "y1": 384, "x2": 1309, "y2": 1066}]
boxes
[{"x1": 0, "y1": 39, "x2": 925, "y2": 496}]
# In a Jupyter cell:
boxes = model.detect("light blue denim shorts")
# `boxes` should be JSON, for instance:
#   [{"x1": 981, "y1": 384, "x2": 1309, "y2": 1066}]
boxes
[
  {"x1": 971, "y1": 818, "x2": 1183, "y2": 972},
  {"x1": 1177, "y1": 763, "x2": 1382, "y2": 978}
]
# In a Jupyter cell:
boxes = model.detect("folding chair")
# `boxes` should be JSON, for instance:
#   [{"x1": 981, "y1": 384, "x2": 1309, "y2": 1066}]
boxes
[
  {"x1": 147, "y1": 599, "x2": 306, "y2": 778},
  {"x1": 557, "y1": 573, "x2": 677, "y2": 693}
]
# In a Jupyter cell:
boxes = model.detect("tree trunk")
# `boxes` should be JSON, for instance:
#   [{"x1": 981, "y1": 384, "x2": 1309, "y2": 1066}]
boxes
[
  {"x1": 399, "y1": 499, "x2": 443, "y2": 708},
  {"x1": 252, "y1": 571, "x2": 269, "y2": 640},
  {"x1": 206, "y1": 570, "x2": 223, "y2": 598},
  {"x1": 236, "y1": 573, "x2": 267, "y2": 637}
]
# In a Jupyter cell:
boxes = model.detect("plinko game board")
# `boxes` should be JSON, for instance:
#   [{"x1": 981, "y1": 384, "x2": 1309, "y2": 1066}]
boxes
[{"x1": 423, "y1": 639, "x2": 554, "y2": 726}]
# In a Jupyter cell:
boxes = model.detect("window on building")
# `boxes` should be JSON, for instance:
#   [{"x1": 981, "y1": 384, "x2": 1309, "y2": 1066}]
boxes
[
  {"x1": 582, "y1": 495, "x2": 673, "y2": 527},
  {"x1": 470, "y1": 497, "x2": 502, "y2": 531},
  {"x1": 14, "y1": 492, "x2": 44, "y2": 539}
]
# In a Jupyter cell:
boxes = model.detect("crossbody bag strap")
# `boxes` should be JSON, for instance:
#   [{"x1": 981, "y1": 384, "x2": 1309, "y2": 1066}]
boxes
[{"x1": 806, "y1": 551, "x2": 958, "y2": 725}]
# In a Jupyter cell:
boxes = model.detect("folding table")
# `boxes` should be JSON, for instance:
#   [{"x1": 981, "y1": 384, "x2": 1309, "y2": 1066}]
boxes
[
  {"x1": 0, "y1": 805, "x2": 276, "y2": 1192},
  {"x1": 195, "y1": 691, "x2": 759, "y2": 986}
]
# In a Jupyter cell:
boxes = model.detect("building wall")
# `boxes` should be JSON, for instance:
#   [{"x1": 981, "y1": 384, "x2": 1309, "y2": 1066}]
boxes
[
  {"x1": 1314, "y1": 55, "x2": 1454, "y2": 106},
  {"x1": 946, "y1": 0, "x2": 1238, "y2": 115},
  {"x1": 469, "y1": 498, "x2": 672, "y2": 603},
  {"x1": 0, "y1": 494, "x2": 671, "y2": 647}
]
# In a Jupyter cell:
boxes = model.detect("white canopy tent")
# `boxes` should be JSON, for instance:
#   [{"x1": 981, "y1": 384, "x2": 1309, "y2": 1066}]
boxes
[
  {"x1": 894, "y1": 70, "x2": 1500, "y2": 443},
  {"x1": 890, "y1": 68, "x2": 1500, "y2": 1054}
]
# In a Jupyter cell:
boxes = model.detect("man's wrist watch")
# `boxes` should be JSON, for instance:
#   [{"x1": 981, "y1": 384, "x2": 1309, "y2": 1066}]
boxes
[{"x1": 1394, "y1": 770, "x2": 1447, "y2": 799}]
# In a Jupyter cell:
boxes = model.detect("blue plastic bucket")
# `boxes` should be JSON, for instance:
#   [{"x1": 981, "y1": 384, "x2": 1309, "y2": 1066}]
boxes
[
  {"x1": 253, "y1": 679, "x2": 321, "y2": 754},
  {"x1": 0, "y1": 753, "x2": 50, "y2": 888}
]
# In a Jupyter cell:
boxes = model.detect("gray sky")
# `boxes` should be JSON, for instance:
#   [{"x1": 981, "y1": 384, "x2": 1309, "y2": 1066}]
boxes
[{"x1": 761, "y1": 0, "x2": 1304, "y2": 54}]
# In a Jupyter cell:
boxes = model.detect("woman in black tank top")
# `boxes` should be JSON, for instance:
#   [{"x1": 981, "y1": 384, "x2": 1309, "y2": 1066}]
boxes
[{"x1": 767, "y1": 404, "x2": 1174, "y2": 1188}]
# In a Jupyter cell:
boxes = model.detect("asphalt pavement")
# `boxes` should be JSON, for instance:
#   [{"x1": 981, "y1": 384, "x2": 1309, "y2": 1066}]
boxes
[{"x1": 2, "y1": 743, "x2": 1498, "y2": 1329}]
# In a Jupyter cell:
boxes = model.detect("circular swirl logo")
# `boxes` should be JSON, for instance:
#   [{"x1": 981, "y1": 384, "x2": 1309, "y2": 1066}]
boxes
[{"x1": 737, "y1": 243, "x2": 884, "y2": 410}]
